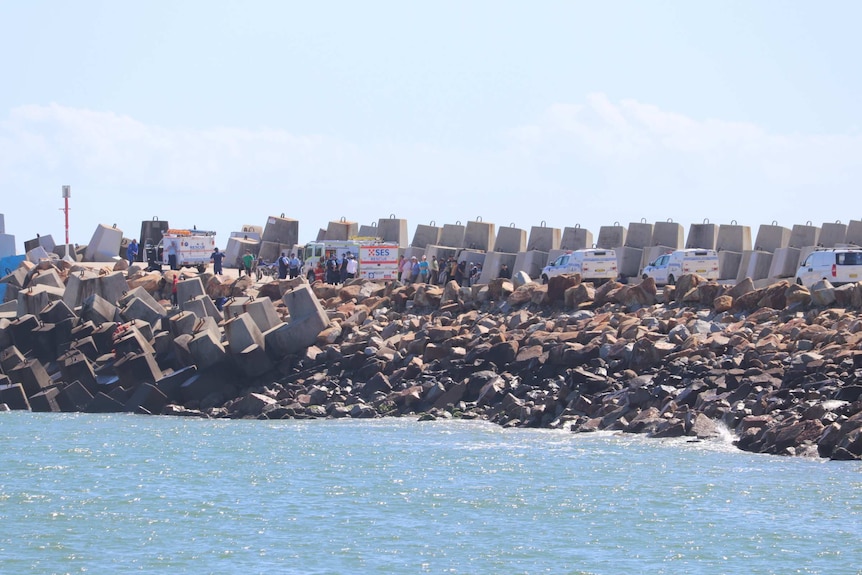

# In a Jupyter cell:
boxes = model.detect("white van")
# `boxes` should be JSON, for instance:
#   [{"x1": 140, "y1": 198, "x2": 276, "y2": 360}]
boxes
[
  {"x1": 642, "y1": 248, "x2": 720, "y2": 285},
  {"x1": 540, "y1": 249, "x2": 618, "y2": 284},
  {"x1": 795, "y1": 248, "x2": 862, "y2": 288}
]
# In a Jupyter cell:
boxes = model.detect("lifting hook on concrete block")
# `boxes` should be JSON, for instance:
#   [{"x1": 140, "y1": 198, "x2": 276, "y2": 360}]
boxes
[
  {"x1": 430, "y1": 220, "x2": 436, "y2": 226},
  {"x1": 667, "y1": 218, "x2": 674, "y2": 222},
  {"x1": 153, "y1": 216, "x2": 159, "y2": 221},
  {"x1": 389, "y1": 213, "x2": 396, "y2": 219},
  {"x1": 509, "y1": 222, "x2": 515, "y2": 227},
  {"x1": 340, "y1": 216, "x2": 346, "y2": 222},
  {"x1": 112, "y1": 223, "x2": 117, "y2": 228},
  {"x1": 703, "y1": 218, "x2": 710, "y2": 224},
  {"x1": 476, "y1": 216, "x2": 482, "y2": 222},
  {"x1": 575, "y1": 223, "x2": 581, "y2": 228},
  {"x1": 806, "y1": 220, "x2": 812, "y2": 226},
  {"x1": 731, "y1": 220, "x2": 737, "y2": 225},
  {"x1": 641, "y1": 217, "x2": 647, "y2": 223},
  {"x1": 614, "y1": 221, "x2": 620, "y2": 227},
  {"x1": 456, "y1": 220, "x2": 461, "y2": 225},
  {"x1": 836, "y1": 219, "x2": 842, "y2": 224},
  {"x1": 540, "y1": 220, "x2": 546, "y2": 227},
  {"x1": 772, "y1": 220, "x2": 778, "y2": 226},
  {"x1": 281, "y1": 213, "x2": 285, "y2": 218}
]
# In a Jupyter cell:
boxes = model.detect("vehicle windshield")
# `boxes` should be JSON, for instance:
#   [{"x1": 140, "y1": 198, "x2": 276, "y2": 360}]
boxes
[{"x1": 555, "y1": 255, "x2": 569, "y2": 266}]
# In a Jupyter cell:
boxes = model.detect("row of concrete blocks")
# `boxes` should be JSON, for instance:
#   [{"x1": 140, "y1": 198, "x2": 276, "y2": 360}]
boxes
[{"x1": 0, "y1": 278, "x2": 331, "y2": 414}]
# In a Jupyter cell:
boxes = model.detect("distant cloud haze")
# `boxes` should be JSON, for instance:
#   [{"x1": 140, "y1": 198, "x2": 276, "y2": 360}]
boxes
[{"x1": 1, "y1": 95, "x2": 860, "y2": 249}]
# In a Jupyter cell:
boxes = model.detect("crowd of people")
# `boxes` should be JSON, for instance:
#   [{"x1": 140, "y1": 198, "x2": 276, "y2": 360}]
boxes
[{"x1": 205, "y1": 246, "x2": 513, "y2": 287}]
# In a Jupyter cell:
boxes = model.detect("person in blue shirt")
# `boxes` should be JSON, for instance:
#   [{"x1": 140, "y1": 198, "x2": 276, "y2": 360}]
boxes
[
  {"x1": 210, "y1": 247, "x2": 226, "y2": 275},
  {"x1": 126, "y1": 239, "x2": 139, "y2": 265}
]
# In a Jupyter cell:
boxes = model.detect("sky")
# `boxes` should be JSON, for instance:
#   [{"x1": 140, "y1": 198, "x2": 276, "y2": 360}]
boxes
[{"x1": 2, "y1": 1, "x2": 861, "y2": 252}]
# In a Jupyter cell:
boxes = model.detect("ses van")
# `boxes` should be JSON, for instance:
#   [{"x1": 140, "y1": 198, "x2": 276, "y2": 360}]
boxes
[
  {"x1": 540, "y1": 249, "x2": 618, "y2": 284},
  {"x1": 795, "y1": 248, "x2": 862, "y2": 288},
  {"x1": 642, "y1": 249, "x2": 720, "y2": 286}
]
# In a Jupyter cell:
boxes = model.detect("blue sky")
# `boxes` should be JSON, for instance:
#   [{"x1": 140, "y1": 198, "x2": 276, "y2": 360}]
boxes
[{"x1": 2, "y1": 1, "x2": 861, "y2": 251}]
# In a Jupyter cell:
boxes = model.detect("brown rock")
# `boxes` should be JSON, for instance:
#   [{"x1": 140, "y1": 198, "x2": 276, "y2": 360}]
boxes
[
  {"x1": 713, "y1": 294, "x2": 733, "y2": 312},
  {"x1": 547, "y1": 274, "x2": 581, "y2": 303}
]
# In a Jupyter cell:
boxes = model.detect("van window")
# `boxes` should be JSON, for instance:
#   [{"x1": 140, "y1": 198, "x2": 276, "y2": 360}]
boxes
[
  {"x1": 556, "y1": 255, "x2": 569, "y2": 266},
  {"x1": 692, "y1": 250, "x2": 708, "y2": 256},
  {"x1": 837, "y1": 252, "x2": 862, "y2": 265}
]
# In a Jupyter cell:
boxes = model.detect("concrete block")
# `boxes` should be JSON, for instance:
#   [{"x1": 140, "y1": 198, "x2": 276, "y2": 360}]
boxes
[
  {"x1": 55, "y1": 380, "x2": 93, "y2": 412},
  {"x1": 753, "y1": 224, "x2": 790, "y2": 252},
  {"x1": 0, "y1": 345, "x2": 26, "y2": 373},
  {"x1": 411, "y1": 224, "x2": 442, "y2": 249},
  {"x1": 123, "y1": 382, "x2": 168, "y2": 414},
  {"x1": 423, "y1": 245, "x2": 459, "y2": 272},
  {"x1": 9, "y1": 314, "x2": 39, "y2": 354},
  {"x1": 464, "y1": 219, "x2": 495, "y2": 252},
  {"x1": 358, "y1": 223, "x2": 380, "y2": 238},
  {"x1": 85, "y1": 224, "x2": 123, "y2": 262},
  {"x1": 768, "y1": 247, "x2": 802, "y2": 279},
  {"x1": 179, "y1": 366, "x2": 237, "y2": 404},
  {"x1": 738, "y1": 250, "x2": 773, "y2": 282},
  {"x1": 30, "y1": 322, "x2": 59, "y2": 363},
  {"x1": 52, "y1": 244, "x2": 78, "y2": 261},
  {"x1": 118, "y1": 286, "x2": 164, "y2": 316},
  {"x1": 24, "y1": 234, "x2": 56, "y2": 254},
  {"x1": 376, "y1": 217, "x2": 409, "y2": 247},
  {"x1": 17, "y1": 284, "x2": 65, "y2": 317},
  {"x1": 616, "y1": 246, "x2": 643, "y2": 279},
  {"x1": 457, "y1": 249, "x2": 486, "y2": 266},
  {"x1": 91, "y1": 321, "x2": 119, "y2": 354},
  {"x1": 222, "y1": 297, "x2": 280, "y2": 333},
  {"x1": 262, "y1": 215, "x2": 299, "y2": 246},
  {"x1": 494, "y1": 225, "x2": 527, "y2": 253},
  {"x1": 26, "y1": 245, "x2": 52, "y2": 264},
  {"x1": 39, "y1": 299, "x2": 78, "y2": 323},
  {"x1": 8, "y1": 358, "x2": 51, "y2": 397},
  {"x1": 0, "y1": 234, "x2": 15, "y2": 259},
  {"x1": 168, "y1": 310, "x2": 199, "y2": 338},
  {"x1": 560, "y1": 226, "x2": 593, "y2": 251},
  {"x1": 264, "y1": 284, "x2": 329, "y2": 358},
  {"x1": 625, "y1": 222, "x2": 653, "y2": 249},
  {"x1": 789, "y1": 224, "x2": 820, "y2": 249},
  {"x1": 114, "y1": 326, "x2": 156, "y2": 357},
  {"x1": 439, "y1": 223, "x2": 466, "y2": 248},
  {"x1": 717, "y1": 251, "x2": 742, "y2": 281},
  {"x1": 70, "y1": 336, "x2": 100, "y2": 362},
  {"x1": 478, "y1": 252, "x2": 517, "y2": 285},
  {"x1": 83, "y1": 392, "x2": 125, "y2": 413},
  {"x1": 225, "y1": 236, "x2": 260, "y2": 268},
  {"x1": 154, "y1": 365, "x2": 197, "y2": 401},
  {"x1": 0, "y1": 213, "x2": 4, "y2": 234},
  {"x1": 29, "y1": 386, "x2": 60, "y2": 412},
  {"x1": 120, "y1": 297, "x2": 164, "y2": 328},
  {"x1": 845, "y1": 220, "x2": 862, "y2": 246},
  {"x1": 113, "y1": 352, "x2": 163, "y2": 389},
  {"x1": 819, "y1": 221, "x2": 847, "y2": 247},
  {"x1": 324, "y1": 219, "x2": 359, "y2": 241},
  {"x1": 59, "y1": 352, "x2": 97, "y2": 394},
  {"x1": 0, "y1": 383, "x2": 31, "y2": 410},
  {"x1": 527, "y1": 225, "x2": 561, "y2": 252},
  {"x1": 597, "y1": 224, "x2": 626, "y2": 249},
  {"x1": 81, "y1": 294, "x2": 120, "y2": 325},
  {"x1": 181, "y1": 295, "x2": 222, "y2": 322},
  {"x1": 63, "y1": 269, "x2": 101, "y2": 308},
  {"x1": 652, "y1": 221, "x2": 684, "y2": 249},
  {"x1": 175, "y1": 276, "x2": 206, "y2": 307},
  {"x1": 233, "y1": 343, "x2": 274, "y2": 378},
  {"x1": 512, "y1": 250, "x2": 549, "y2": 280},
  {"x1": 686, "y1": 222, "x2": 718, "y2": 250},
  {"x1": 224, "y1": 312, "x2": 265, "y2": 353},
  {"x1": 402, "y1": 247, "x2": 425, "y2": 262},
  {"x1": 188, "y1": 329, "x2": 228, "y2": 369},
  {"x1": 30, "y1": 267, "x2": 64, "y2": 289}
]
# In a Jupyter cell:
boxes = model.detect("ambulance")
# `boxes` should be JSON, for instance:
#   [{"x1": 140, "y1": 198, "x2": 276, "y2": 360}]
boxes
[{"x1": 157, "y1": 228, "x2": 217, "y2": 272}]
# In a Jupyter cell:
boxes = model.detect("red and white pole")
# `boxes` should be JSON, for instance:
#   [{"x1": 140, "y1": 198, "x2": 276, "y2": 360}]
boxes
[{"x1": 61, "y1": 185, "x2": 71, "y2": 245}]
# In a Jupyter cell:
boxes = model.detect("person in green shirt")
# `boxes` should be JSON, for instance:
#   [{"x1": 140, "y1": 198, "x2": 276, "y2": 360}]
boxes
[{"x1": 242, "y1": 251, "x2": 255, "y2": 278}]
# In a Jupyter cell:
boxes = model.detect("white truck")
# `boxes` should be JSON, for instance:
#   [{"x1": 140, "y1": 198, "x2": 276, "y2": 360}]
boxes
[
  {"x1": 540, "y1": 249, "x2": 619, "y2": 284},
  {"x1": 158, "y1": 229, "x2": 217, "y2": 273},
  {"x1": 641, "y1": 248, "x2": 720, "y2": 285},
  {"x1": 300, "y1": 239, "x2": 389, "y2": 282}
]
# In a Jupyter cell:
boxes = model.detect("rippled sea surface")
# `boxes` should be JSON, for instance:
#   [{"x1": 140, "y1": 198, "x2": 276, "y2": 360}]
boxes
[{"x1": 0, "y1": 413, "x2": 860, "y2": 574}]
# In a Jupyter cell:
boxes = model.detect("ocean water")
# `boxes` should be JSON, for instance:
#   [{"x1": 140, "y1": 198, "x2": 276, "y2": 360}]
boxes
[{"x1": 0, "y1": 413, "x2": 859, "y2": 575}]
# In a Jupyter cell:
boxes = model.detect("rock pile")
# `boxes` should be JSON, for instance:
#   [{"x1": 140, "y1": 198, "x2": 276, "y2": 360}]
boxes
[{"x1": 2, "y1": 258, "x2": 862, "y2": 461}]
